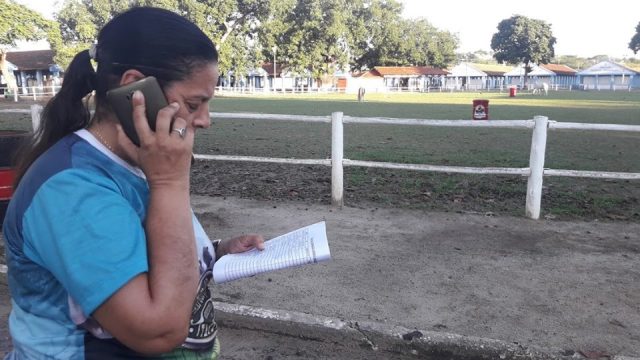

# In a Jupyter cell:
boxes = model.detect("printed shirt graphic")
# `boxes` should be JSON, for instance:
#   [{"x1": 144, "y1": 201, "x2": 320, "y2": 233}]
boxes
[
  {"x1": 2, "y1": 130, "x2": 219, "y2": 359},
  {"x1": 183, "y1": 219, "x2": 218, "y2": 349}
]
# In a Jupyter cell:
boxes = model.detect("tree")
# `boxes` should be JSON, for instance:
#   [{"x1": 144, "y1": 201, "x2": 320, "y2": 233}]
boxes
[
  {"x1": 51, "y1": 0, "x2": 104, "y2": 68},
  {"x1": 265, "y1": 0, "x2": 456, "y2": 84},
  {"x1": 456, "y1": 50, "x2": 494, "y2": 64},
  {"x1": 347, "y1": 1, "x2": 457, "y2": 70},
  {"x1": 263, "y1": 0, "x2": 353, "y2": 82},
  {"x1": 348, "y1": 0, "x2": 404, "y2": 70},
  {"x1": 167, "y1": 0, "x2": 276, "y2": 75},
  {"x1": 553, "y1": 55, "x2": 593, "y2": 71},
  {"x1": 53, "y1": 0, "x2": 275, "y2": 74},
  {"x1": 0, "y1": 0, "x2": 53, "y2": 91},
  {"x1": 415, "y1": 22, "x2": 457, "y2": 68},
  {"x1": 52, "y1": 0, "x2": 459, "y2": 86},
  {"x1": 629, "y1": 22, "x2": 640, "y2": 54},
  {"x1": 491, "y1": 15, "x2": 556, "y2": 88}
]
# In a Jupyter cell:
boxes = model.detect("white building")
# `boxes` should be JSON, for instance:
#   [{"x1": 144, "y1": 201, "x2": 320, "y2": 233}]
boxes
[
  {"x1": 577, "y1": 61, "x2": 639, "y2": 90},
  {"x1": 504, "y1": 63, "x2": 578, "y2": 90},
  {"x1": 446, "y1": 63, "x2": 510, "y2": 90}
]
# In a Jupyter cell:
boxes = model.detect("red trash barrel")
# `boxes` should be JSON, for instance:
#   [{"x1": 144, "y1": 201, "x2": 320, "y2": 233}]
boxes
[
  {"x1": 0, "y1": 167, "x2": 15, "y2": 229},
  {"x1": 509, "y1": 86, "x2": 517, "y2": 97},
  {"x1": 1, "y1": 130, "x2": 29, "y2": 226},
  {"x1": 0, "y1": 168, "x2": 15, "y2": 201},
  {"x1": 472, "y1": 99, "x2": 489, "y2": 120}
]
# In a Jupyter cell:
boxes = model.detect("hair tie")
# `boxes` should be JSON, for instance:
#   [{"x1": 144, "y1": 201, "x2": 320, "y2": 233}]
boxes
[{"x1": 88, "y1": 42, "x2": 98, "y2": 60}]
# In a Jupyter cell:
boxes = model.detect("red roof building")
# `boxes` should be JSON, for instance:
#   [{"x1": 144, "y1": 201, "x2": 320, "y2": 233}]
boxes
[
  {"x1": 540, "y1": 64, "x2": 578, "y2": 76},
  {"x1": 6, "y1": 50, "x2": 56, "y2": 71},
  {"x1": 3, "y1": 50, "x2": 62, "y2": 91},
  {"x1": 352, "y1": 66, "x2": 449, "y2": 92},
  {"x1": 373, "y1": 66, "x2": 449, "y2": 77}
]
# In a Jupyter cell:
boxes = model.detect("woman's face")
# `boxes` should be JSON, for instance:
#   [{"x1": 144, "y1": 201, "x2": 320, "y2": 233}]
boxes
[{"x1": 162, "y1": 62, "x2": 218, "y2": 132}]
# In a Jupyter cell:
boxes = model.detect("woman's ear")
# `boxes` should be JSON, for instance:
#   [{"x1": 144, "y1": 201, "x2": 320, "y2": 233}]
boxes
[{"x1": 119, "y1": 69, "x2": 146, "y2": 86}]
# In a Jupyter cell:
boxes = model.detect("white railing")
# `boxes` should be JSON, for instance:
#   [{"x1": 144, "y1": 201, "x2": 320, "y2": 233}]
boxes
[
  {"x1": 0, "y1": 85, "x2": 61, "y2": 102},
  {"x1": 9, "y1": 105, "x2": 640, "y2": 219}
]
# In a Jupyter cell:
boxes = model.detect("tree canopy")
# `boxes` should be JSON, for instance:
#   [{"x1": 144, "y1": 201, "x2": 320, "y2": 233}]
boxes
[
  {"x1": 48, "y1": 0, "x2": 458, "y2": 80},
  {"x1": 0, "y1": 0, "x2": 54, "y2": 90},
  {"x1": 346, "y1": 1, "x2": 457, "y2": 70},
  {"x1": 629, "y1": 22, "x2": 640, "y2": 54},
  {"x1": 490, "y1": 15, "x2": 556, "y2": 84},
  {"x1": 0, "y1": 0, "x2": 52, "y2": 48},
  {"x1": 52, "y1": 0, "x2": 275, "y2": 73}
]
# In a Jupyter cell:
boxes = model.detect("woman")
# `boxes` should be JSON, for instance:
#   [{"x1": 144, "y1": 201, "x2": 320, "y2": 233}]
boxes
[{"x1": 2, "y1": 7, "x2": 264, "y2": 359}]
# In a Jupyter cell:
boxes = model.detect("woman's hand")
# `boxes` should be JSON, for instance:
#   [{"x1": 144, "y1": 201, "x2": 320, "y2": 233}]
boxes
[
  {"x1": 116, "y1": 90, "x2": 193, "y2": 188},
  {"x1": 217, "y1": 234, "x2": 265, "y2": 258}
]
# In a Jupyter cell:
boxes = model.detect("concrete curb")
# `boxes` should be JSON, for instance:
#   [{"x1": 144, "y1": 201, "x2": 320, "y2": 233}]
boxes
[{"x1": 214, "y1": 301, "x2": 639, "y2": 360}]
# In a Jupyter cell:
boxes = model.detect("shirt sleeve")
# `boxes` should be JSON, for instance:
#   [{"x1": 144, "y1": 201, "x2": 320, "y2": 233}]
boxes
[{"x1": 21, "y1": 168, "x2": 149, "y2": 316}]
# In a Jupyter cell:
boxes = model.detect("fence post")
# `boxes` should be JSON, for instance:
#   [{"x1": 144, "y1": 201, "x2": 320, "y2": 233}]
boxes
[
  {"x1": 13, "y1": 89, "x2": 18, "y2": 102},
  {"x1": 525, "y1": 116, "x2": 549, "y2": 219},
  {"x1": 30, "y1": 104, "x2": 43, "y2": 133},
  {"x1": 331, "y1": 111, "x2": 344, "y2": 207}
]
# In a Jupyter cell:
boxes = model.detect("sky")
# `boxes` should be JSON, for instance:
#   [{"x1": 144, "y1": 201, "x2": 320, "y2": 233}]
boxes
[
  {"x1": 13, "y1": 0, "x2": 640, "y2": 59},
  {"x1": 402, "y1": 0, "x2": 640, "y2": 59}
]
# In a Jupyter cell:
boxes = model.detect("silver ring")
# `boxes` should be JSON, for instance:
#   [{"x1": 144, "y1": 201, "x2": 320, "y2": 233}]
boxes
[{"x1": 172, "y1": 127, "x2": 186, "y2": 138}]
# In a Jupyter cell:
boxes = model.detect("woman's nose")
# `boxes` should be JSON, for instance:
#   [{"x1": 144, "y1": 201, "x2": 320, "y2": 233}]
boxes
[{"x1": 192, "y1": 108, "x2": 211, "y2": 129}]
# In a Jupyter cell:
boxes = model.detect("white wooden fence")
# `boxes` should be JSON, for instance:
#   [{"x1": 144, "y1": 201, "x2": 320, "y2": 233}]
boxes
[
  {"x1": 0, "y1": 85, "x2": 62, "y2": 102},
  {"x1": 4, "y1": 105, "x2": 640, "y2": 219}
]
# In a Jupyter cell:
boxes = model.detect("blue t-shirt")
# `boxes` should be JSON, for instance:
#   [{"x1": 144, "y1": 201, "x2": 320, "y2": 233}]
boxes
[{"x1": 2, "y1": 130, "x2": 219, "y2": 359}]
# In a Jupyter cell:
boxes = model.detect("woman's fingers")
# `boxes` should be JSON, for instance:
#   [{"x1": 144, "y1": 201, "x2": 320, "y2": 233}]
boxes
[
  {"x1": 250, "y1": 235, "x2": 266, "y2": 251},
  {"x1": 130, "y1": 91, "x2": 153, "y2": 141},
  {"x1": 132, "y1": 90, "x2": 182, "y2": 145},
  {"x1": 234, "y1": 235, "x2": 265, "y2": 253},
  {"x1": 154, "y1": 101, "x2": 181, "y2": 137}
]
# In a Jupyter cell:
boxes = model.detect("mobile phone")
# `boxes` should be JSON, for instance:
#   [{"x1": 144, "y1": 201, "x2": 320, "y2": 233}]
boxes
[{"x1": 106, "y1": 76, "x2": 168, "y2": 146}]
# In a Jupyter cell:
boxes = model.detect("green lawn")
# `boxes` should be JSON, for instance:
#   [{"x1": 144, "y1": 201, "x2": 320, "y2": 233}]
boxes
[
  {"x1": 211, "y1": 90, "x2": 640, "y2": 125},
  {"x1": 200, "y1": 90, "x2": 640, "y2": 220},
  {"x1": 205, "y1": 91, "x2": 640, "y2": 172}
]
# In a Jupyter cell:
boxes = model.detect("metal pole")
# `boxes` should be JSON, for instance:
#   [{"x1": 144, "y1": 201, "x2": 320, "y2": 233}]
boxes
[{"x1": 525, "y1": 116, "x2": 549, "y2": 219}]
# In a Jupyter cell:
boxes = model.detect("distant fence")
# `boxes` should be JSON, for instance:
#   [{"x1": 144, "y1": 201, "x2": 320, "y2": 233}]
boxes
[
  {"x1": 4, "y1": 105, "x2": 640, "y2": 219},
  {"x1": 0, "y1": 85, "x2": 62, "y2": 102},
  {"x1": 1, "y1": 84, "x2": 636, "y2": 100}
]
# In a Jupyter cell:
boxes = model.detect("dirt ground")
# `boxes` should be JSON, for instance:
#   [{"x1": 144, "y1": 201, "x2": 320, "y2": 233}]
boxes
[
  {"x1": 0, "y1": 99, "x2": 639, "y2": 358},
  {"x1": 189, "y1": 160, "x2": 640, "y2": 222},
  {"x1": 1, "y1": 193, "x2": 639, "y2": 358},
  {"x1": 3, "y1": 194, "x2": 640, "y2": 359}
]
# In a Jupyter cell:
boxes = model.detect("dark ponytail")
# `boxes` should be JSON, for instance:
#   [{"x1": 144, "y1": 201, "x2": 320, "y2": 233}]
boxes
[{"x1": 14, "y1": 49, "x2": 97, "y2": 185}]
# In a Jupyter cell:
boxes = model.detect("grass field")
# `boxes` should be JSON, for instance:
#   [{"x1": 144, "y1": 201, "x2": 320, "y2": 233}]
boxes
[
  {"x1": 1, "y1": 90, "x2": 639, "y2": 220},
  {"x1": 205, "y1": 91, "x2": 640, "y2": 171},
  {"x1": 211, "y1": 90, "x2": 640, "y2": 124},
  {"x1": 202, "y1": 90, "x2": 640, "y2": 220}
]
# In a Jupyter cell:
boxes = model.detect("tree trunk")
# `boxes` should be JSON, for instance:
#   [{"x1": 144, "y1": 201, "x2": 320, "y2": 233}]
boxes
[
  {"x1": 0, "y1": 50, "x2": 18, "y2": 93},
  {"x1": 524, "y1": 63, "x2": 532, "y2": 90}
]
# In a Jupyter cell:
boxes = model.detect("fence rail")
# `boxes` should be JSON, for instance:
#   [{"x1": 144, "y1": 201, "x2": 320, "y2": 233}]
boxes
[
  {"x1": 0, "y1": 86, "x2": 62, "y2": 102},
  {"x1": 6, "y1": 106, "x2": 640, "y2": 219},
  {"x1": 2, "y1": 84, "x2": 637, "y2": 101}
]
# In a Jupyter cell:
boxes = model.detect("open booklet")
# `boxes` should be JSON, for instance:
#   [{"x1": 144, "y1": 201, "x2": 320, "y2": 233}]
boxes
[{"x1": 212, "y1": 221, "x2": 331, "y2": 284}]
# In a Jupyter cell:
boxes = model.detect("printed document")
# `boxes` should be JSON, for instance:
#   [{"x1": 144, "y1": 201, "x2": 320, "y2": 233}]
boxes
[{"x1": 213, "y1": 221, "x2": 330, "y2": 283}]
